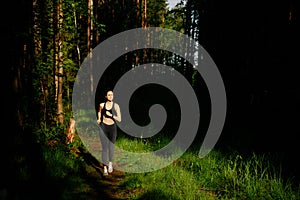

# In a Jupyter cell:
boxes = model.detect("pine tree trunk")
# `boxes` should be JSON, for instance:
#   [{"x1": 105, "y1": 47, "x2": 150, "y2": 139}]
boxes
[
  {"x1": 56, "y1": 0, "x2": 64, "y2": 124},
  {"x1": 87, "y1": 0, "x2": 94, "y2": 104}
]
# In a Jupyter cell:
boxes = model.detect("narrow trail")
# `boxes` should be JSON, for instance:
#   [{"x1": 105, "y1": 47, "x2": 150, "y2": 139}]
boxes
[
  {"x1": 76, "y1": 134, "x2": 130, "y2": 200},
  {"x1": 84, "y1": 163, "x2": 127, "y2": 200},
  {"x1": 98, "y1": 169, "x2": 128, "y2": 199}
]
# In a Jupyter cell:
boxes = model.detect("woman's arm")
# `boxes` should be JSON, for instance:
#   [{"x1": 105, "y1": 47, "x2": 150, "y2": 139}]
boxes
[
  {"x1": 113, "y1": 103, "x2": 121, "y2": 122},
  {"x1": 97, "y1": 103, "x2": 103, "y2": 124}
]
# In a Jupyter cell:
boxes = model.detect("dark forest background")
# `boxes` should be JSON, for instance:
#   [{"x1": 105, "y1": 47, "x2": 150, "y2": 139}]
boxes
[{"x1": 1, "y1": 0, "x2": 300, "y2": 198}]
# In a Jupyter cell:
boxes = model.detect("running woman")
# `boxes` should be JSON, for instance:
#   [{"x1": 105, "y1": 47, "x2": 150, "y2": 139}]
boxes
[{"x1": 97, "y1": 90, "x2": 121, "y2": 176}]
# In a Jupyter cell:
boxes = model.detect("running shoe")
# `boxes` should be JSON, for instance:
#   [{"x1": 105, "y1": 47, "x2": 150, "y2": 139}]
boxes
[
  {"x1": 108, "y1": 162, "x2": 113, "y2": 173},
  {"x1": 103, "y1": 166, "x2": 108, "y2": 176}
]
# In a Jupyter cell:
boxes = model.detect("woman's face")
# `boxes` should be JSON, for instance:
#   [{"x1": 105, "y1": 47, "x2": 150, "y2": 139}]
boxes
[{"x1": 106, "y1": 91, "x2": 114, "y2": 101}]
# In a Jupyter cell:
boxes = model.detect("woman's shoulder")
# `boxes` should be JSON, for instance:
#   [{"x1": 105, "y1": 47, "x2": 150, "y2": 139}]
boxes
[
  {"x1": 113, "y1": 102, "x2": 120, "y2": 107},
  {"x1": 99, "y1": 102, "x2": 105, "y2": 107}
]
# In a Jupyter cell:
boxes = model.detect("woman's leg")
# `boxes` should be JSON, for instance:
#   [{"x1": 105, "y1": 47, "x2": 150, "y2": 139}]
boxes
[
  {"x1": 99, "y1": 123, "x2": 109, "y2": 166},
  {"x1": 108, "y1": 124, "x2": 117, "y2": 162}
]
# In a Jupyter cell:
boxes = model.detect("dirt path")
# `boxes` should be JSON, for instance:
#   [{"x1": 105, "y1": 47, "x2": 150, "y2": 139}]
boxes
[
  {"x1": 84, "y1": 162, "x2": 128, "y2": 200},
  {"x1": 76, "y1": 140, "x2": 130, "y2": 200},
  {"x1": 98, "y1": 169, "x2": 128, "y2": 199}
]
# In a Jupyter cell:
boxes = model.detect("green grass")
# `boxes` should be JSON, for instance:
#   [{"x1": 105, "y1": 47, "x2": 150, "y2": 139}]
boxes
[
  {"x1": 25, "y1": 113, "x2": 300, "y2": 199},
  {"x1": 116, "y1": 136, "x2": 300, "y2": 200},
  {"x1": 116, "y1": 134, "x2": 171, "y2": 152}
]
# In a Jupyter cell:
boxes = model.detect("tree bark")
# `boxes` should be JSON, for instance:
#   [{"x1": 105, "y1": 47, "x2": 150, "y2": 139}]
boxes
[{"x1": 56, "y1": 0, "x2": 64, "y2": 124}]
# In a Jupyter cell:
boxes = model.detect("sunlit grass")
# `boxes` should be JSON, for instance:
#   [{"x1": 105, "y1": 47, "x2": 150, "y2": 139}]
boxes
[
  {"x1": 116, "y1": 134, "x2": 171, "y2": 153},
  {"x1": 115, "y1": 135, "x2": 183, "y2": 173},
  {"x1": 33, "y1": 111, "x2": 300, "y2": 199},
  {"x1": 116, "y1": 135, "x2": 300, "y2": 200}
]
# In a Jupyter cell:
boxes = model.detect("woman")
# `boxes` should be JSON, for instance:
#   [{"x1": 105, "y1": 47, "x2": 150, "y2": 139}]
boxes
[{"x1": 97, "y1": 90, "x2": 121, "y2": 176}]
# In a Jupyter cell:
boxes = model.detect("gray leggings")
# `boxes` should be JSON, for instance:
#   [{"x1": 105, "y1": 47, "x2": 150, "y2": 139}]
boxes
[{"x1": 99, "y1": 123, "x2": 117, "y2": 166}]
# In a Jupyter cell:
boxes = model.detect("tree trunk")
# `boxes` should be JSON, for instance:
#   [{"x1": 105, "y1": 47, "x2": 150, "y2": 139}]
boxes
[
  {"x1": 56, "y1": 0, "x2": 64, "y2": 124},
  {"x1": 87, "y1": 0, "x2": 94, "y2": 104},
  {"x1": 142, "y1": 0, "x2": 147, "y2": 62},
  {"x1": 73, "y1": 2, "x2": 81, "y2": 66}
]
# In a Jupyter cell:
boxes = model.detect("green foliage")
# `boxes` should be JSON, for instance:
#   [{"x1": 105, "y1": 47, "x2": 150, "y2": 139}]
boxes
[
  {"x1": 40, "y1": 140, "x2": 89, "y2": 200},
  {"x1": 147, "y1": 0, "x2": 167, "y2": 27},
  {"x1": 22, "y1": 117, "x2": 94, "y2": 199},
  {"x1": 42, "y1": 144, "x2": 79, "y2": 178},
  {"x1": 164, "y1": 3, "x2": 186, "y2": 32}
]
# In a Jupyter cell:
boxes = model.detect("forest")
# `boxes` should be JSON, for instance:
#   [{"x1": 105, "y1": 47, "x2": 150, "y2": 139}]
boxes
[{"x1": 1, "y1": 0, "x2": 300, "y2": 199}]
